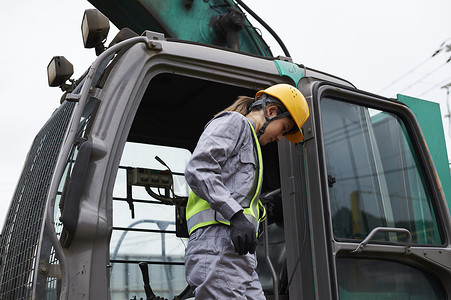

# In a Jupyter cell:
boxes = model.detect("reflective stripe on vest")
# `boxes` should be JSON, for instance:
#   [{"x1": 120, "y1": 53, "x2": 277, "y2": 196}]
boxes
[{"x1": 186, "y1": 119, "x2": 265, "y2": 236}]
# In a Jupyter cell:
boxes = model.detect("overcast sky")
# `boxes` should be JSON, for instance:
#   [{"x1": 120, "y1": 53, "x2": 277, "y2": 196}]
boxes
[{"x1": 2, "y1": 0, "x2": 451, "y2": 230}]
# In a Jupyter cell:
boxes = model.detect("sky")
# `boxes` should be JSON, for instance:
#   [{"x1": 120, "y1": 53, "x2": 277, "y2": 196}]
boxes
[{"x1": 1, "y1": 0, "x2": 451, "y2": 231}]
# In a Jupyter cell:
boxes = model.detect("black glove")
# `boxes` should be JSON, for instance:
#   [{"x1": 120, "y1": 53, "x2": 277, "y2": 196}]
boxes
[{"x1": 229, "y1": 210, "x2": 257, "y2": 255}]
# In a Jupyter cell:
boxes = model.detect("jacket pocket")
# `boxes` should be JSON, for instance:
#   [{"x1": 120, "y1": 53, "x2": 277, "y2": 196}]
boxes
[
  {"x1": 239, "y1": 149, "x2": 256, "y2": 166},
  {"x1": 233, "y1": 150, "x2": 257, "y2": 199}
]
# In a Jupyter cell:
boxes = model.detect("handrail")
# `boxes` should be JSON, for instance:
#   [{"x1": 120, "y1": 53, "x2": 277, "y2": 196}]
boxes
[
  {"x1": 263, "y1": 211, "x2": 279, "y2": 300},
  {"x1": 42, "y1": 35, "x2": 151, "y2": 300},
  {"x1": 350, "y1": 227, "x2": 412, "y2": 255},
  {"x1": 261, "y1": 188, "x2": 281, "y2": 300}
]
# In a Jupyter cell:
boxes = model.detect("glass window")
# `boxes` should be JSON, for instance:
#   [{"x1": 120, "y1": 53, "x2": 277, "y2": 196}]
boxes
[
  {"x1": 321, "y1": 98, "x2": 442, "y2": 245},
  {"x1": 110, "y1": 142, "x2": 191, "y2": 300},
  {"x1": 337, "y1": 258, "x2": 446, "y2": 299}
]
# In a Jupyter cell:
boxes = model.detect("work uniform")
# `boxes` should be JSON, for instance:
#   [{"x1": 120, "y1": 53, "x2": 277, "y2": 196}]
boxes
[{"x1": 184, "y1": 111, "x2": 265, "y2": 299}]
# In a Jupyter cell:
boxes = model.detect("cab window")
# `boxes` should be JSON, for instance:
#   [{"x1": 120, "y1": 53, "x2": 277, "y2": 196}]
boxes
[
  {"x1": 110, "y1": 142, "x2": 191, "y2": 300},
  {"x1": 337, "y1": 258, "x2": 446, "y2": 299},
  {"x1": 321, "y1": 97, "x2": 442, "y2": 245}
]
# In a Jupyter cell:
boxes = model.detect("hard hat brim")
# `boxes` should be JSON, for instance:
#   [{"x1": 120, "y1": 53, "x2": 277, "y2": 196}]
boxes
[{"x1": 285, "y1": 129, "x2": 304, "y2": 143}]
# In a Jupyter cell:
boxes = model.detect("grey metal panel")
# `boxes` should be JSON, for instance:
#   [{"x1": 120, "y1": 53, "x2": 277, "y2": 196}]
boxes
[
  {"x1": 278, "y1": 140, "x2": 315, "y2": 299},
  {"x1": 276, "y1": 77, "x2": 339, "y2": 299}
]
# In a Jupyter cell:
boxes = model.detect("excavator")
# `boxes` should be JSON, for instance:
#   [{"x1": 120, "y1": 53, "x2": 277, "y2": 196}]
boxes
[{"x1": 1, "y1": 0, "x2": 451, "y2": 299}]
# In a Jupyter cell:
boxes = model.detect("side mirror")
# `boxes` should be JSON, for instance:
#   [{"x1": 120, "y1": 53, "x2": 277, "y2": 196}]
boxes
[
  {"x1": 81, "y1": 9, "x2": 110, "y2": 56},
  {"x1": 47, "y1": 56, "x2": 74, "y2": 89}
]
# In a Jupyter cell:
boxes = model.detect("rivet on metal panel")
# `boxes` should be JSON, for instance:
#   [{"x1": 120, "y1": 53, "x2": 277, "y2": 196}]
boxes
[
  {"x1": 40, "y1": 266, "x2": 48, "y2": 275},
  {"x1": 147, "y1": 41, "x2": 163, "y2": 51}
]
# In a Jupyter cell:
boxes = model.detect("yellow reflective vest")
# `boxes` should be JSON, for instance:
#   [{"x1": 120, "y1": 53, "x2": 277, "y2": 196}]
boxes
[{"x1": 186, "y1": 119, "x2": 266, "y2": 236}]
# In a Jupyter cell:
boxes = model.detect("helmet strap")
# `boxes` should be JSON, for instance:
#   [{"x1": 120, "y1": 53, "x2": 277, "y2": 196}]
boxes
[
  {"x1": 257, "y1": 116, "x2": 271, "y2": 138},
  {"x1": 249, "y1": 94, "x2": 291, "y2": 138},
  {"x1": 257, "y1": 111, "x2": 291, "y2": 138}
]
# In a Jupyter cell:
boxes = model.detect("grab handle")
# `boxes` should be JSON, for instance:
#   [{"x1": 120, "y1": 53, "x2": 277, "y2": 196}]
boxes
[{"x1": 351, "y1": 227, "x2": 412, "y2": 255}]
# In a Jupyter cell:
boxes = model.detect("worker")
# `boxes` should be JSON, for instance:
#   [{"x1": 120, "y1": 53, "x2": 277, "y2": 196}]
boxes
[{"x1": 184, "y1": 83, "x2": 310, "y2": 299}]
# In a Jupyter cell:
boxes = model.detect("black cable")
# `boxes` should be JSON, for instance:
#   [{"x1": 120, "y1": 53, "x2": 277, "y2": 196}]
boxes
[
  {"x1": 399, "y1": 62, "x2": 449, "y2": 94},
  {"x1": 418, "y1": 75, "x2": 451, "y2": 97},
  {"x1": 379, "y1": 39, "x2": 451, "y2": 94},
  {"x1": 234, "y1": 0, "x2": 291, "y2": 57},
  {"x1": 377, "y1": 57, "x2": 432, "y2": 93}
]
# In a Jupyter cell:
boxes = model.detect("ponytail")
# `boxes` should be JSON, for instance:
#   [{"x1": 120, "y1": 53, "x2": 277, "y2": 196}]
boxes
[
  {"x1": 215, "y1": 94, "x2": 286, "y2": 117},
  {"x1": 215, "y1": 96, "x2": 255, "y2": 116}
]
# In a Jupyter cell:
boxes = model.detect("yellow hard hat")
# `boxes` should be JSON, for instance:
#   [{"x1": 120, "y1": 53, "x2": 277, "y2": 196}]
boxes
[{"x1": 256, "y1": 84, "x2": 310, "y2": 143}]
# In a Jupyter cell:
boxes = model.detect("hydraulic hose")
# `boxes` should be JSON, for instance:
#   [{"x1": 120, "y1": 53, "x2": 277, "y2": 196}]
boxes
[{"x1": 234, "y1": 0, "x2": 291, "y2": 57}]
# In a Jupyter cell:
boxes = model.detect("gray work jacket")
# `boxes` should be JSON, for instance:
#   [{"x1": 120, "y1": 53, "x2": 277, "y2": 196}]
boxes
[{"x1": 184, "y1": 111, "x2": 258, "y2": 221}]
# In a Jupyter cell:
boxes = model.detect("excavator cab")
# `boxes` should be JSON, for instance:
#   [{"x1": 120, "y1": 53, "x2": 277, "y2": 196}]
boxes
[{"x1": 2, "y1": 6, "x2": 451, "y2": 300}]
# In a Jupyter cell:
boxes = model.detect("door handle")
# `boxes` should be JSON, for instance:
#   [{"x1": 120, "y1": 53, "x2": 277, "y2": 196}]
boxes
[{"x1": 351, "y1": 227, "x2": 412, "y2": 255}]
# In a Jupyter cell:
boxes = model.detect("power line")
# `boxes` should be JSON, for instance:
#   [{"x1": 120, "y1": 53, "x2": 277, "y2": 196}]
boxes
[
  {"x1": 377, "y1": 56, "x2": 433, "y2": 93},
  {"x1": 418, "y1": 76, "x2": 451, "y2": 97},
  {"x1": 400, "y1": 62, "x2": 449, "y2": 94},
  {"x1": 378, "y1": 38, "x2": 451, "y2": 94}
]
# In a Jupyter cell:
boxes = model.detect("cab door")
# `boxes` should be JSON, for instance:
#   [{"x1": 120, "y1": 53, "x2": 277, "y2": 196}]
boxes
[{"x1": 280, "y1": 81, "x2": 451, "y2": 299}]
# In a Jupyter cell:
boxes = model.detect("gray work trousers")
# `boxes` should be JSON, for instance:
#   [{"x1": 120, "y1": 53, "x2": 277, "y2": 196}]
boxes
[{"x1": 185, "y1": 225, "x2": 265, "y2": 299}]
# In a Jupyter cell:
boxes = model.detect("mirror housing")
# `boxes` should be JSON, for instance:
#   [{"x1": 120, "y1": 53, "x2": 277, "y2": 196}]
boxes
[
  {"x1": 47, "y1": 56, "x2": 74, "y2": 88},
  {"x1": 81, "y1": 9, "x2": 110, "y2": 55}
]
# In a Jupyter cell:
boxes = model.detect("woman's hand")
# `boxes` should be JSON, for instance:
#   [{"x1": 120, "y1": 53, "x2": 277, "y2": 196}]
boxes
[{"x1": 230, "y1": 211, "x2": 257, "y2": 255}]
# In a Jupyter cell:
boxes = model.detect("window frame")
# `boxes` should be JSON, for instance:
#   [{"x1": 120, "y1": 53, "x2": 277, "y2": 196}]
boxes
[
  {"x1": 320, "y1": 96, "x2": 442, "y2": 245},
  {"x1": 296, "y1": 81, "x2": 451, "y2": 299},
  {"x1": 102, "y1": 67, "x2": 283, "y2": 299},
  {"x1": 312, "y1": 83, "x2": 448, "y2": 249}
]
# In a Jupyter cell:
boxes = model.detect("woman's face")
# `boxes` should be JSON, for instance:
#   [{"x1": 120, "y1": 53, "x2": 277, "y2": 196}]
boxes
[{"x1": 258, "y1": 116, "x2": 294, "y2": 146}]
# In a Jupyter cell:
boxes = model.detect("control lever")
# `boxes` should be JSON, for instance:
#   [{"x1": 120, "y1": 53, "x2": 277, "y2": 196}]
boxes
[
  {"x1": 126, "y1": 181, "x2": 135, "y2": 219},
  {"x1": 155, "y1": 156, "x2": 171, "y2": 171},
  {"x1": 138, "y1": 262, "x2": 168, "y2": 300}
]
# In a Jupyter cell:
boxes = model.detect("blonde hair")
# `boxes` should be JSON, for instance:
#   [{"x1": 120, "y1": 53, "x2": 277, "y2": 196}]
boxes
[{"x1": 215, "y1": 96, "x2": 255, "y2": 116}]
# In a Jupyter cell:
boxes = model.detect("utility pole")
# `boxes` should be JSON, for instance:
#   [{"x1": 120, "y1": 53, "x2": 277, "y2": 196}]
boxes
[
  {"x1": 441, "y1": 82, "x2": 451, "y2": 169},
  {"x1": 441, "y1": 82, "x2": 451, "y2": 137}
]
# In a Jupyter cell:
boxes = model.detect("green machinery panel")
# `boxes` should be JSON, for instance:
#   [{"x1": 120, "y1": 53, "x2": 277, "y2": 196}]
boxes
[
  {"x1": 88, "y1": 0, "x2": 272, "y2": 57},
  {"x1": 398, "y1": 94, "x2": 451, "y2": 213}
]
